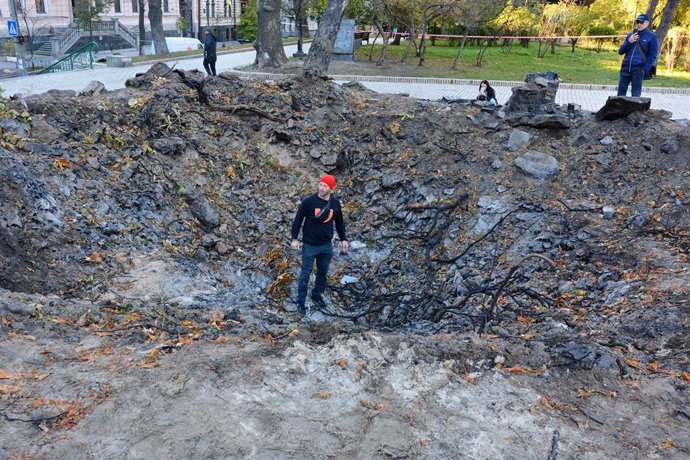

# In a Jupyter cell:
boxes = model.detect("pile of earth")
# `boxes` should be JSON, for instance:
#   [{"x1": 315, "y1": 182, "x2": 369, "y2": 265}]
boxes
[{"x1": 0, "y1": 63, "x2": 688, "y2": 458}]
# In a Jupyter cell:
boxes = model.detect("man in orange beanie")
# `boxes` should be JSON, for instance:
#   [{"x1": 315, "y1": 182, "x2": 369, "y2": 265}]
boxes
[{"x1": 291, "y1": 174, "x2": 349, "y2": 315}]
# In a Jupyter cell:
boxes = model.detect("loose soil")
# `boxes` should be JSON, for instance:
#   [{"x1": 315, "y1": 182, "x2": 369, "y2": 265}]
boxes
[{"x1": 0, "y1": 64, "x2": 689, "y2": 458}]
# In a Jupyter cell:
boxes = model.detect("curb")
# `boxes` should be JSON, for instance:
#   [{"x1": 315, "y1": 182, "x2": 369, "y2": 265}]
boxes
[{"x1": 225, "y1": 70, "x2": 690, "y2": 95}]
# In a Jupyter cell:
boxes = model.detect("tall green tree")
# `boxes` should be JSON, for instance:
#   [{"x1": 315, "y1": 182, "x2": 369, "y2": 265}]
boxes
[{"x1": 239, "y1": 0, "x2": 259, "y2": 40}]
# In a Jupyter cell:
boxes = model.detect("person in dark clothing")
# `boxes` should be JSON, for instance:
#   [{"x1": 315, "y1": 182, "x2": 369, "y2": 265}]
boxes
[
  {"x1": 477, "y1": 80, "x2": 497, "y2": 106},
  {"x1": 617, "y1": 13, "x2": 659, "y2": 97},
  {"x1": 291, "y1": 175, "x2": 349, "y2": 315},
  {"x1": 203, "y1": 28, "x2": 217, "y2": 76}
]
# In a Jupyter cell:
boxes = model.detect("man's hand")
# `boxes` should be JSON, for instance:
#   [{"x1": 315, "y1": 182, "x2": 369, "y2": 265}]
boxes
[
  {"x1": 290, "y1": 240, "x2": 301, "y2": 250},
  {"x1": 629, "y1": 32, "x2": 639, "y2": 43},
  {"x1": 341, "y1": 241, "x2": 349, "y2": 253}
]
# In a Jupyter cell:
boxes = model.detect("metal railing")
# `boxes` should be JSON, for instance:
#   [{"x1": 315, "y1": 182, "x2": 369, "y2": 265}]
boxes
[
  {"x1": 38, "y1": 41, "x2": 100, "y2": 74},
  {"x1": 49, "y1": 20, "x2": 139, "y2": 57}
]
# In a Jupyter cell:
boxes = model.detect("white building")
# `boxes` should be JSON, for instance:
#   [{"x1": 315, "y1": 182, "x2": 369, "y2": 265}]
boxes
[{"x1": 0, "y1": 0, "x2": 245, "y2": 46}]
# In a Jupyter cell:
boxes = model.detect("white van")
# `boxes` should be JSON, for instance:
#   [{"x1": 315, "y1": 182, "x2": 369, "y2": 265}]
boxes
[{"x1": 149, "y1": 37, "x2": 204, "y2": 54}]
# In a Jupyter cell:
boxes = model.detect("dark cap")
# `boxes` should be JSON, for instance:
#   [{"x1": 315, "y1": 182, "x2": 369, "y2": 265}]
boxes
[{"x1": 636, "y1": 14, "x2": 650, "y2": 22}]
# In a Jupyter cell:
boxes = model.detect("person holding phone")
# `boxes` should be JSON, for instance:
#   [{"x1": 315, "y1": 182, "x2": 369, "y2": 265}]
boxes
[{"x1": 617, "y1": 13, "x2": 659, "y2": 97}]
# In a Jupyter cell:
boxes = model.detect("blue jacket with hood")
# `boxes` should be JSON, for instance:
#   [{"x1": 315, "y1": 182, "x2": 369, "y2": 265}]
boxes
[{"x1": 618, "y1": 28, "x2": 659, "y2": 74}]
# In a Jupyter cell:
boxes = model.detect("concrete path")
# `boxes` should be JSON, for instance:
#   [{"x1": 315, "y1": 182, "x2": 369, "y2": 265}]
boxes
[{"x1": 1, "y1": 43, "x2": 689, "y2": 119}]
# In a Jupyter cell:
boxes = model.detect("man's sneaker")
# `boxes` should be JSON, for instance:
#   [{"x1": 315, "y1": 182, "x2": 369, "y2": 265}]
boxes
[
  {"x1": 311, "y1": 294, "x2": 326, "y2": 309},
  {"x1": 296, "y1": 302, "x2": 306, "y2": 316}
]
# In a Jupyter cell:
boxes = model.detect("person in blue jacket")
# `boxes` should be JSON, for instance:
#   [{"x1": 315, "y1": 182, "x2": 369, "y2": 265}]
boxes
[
  {"x1": 203, "y1": 28, "x2": 217, "y2": 76},
  {"x1": 617, "y1": 13, "x2": 659, "y2": 97}
]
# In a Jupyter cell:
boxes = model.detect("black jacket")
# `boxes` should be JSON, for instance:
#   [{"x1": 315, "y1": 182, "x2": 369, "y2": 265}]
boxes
[
  {"x1": 204, "y1": 33, "x2": 217, "y2": 61},
  {"x1": 291, "y1": 193, "x2": 347, "y2": 245}
]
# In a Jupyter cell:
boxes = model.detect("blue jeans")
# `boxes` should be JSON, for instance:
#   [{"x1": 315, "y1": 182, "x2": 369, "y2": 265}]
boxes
[
  {"x1": 617, "y1": 70, "x2": 644, "y2": 97},
  {"x1": 297, "y1": 242, "x2": 333, "y2": 306}
]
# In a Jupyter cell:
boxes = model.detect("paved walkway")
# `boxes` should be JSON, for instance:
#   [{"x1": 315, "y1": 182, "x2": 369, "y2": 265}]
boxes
[{"x1": 1, "y1": 43, "x2": 689, "y2": 119}]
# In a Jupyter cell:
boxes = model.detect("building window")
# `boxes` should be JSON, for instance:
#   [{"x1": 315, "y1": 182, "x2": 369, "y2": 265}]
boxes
[
  {"x1": 164, "y1": 0, "x2": 169, "y2": 13},
  {"x1": 114, "y1": 0, "x2": 122, "y2": 13},
  {"x1": 132, "y1": 0, "x2": 138, "y2": 13},
  {"x1": 36, "y1": 0, "x2": 46, "y2": 14}
]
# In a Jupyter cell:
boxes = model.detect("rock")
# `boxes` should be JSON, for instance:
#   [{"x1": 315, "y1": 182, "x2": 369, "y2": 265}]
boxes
[
  {"x1": 595, "y1": 152, "x2": 613, "y2": 165},
  {"x1": 627, "y1": 214, "x2": 646, "y2": 228},
  {"x1": 595, "y1": 96, "x2": 651, "y2": 121},
  {"x1": 150, "y1": 137, "x2": 186, "y2": 156},
  {"x1": 215, "y1": 241, "x2": 228, "y2": 255},
  {"x1": 557, "y1": 342, "x2": 597, "y2": 369},
  {"x1": 660, "y1": 140, "x2": 679, "y2": 154},
  {"x1": 513, "y1": 151, "x2": 560, "y2": 179},
  {"x1": 507, "y1": 129, "x2": 530, "y2": 151},
  {"x1": 506, "y1": 72, "x2": 560, "y2": 113},
  {"x1": 0, "y1": 116, "x2": 29, "y2": 137},
  {"x1": 30, "y1": 116, "x2": 63, "y2": 144},
  {"x1": 381, "y1": 173, "x2": 405, "y2": 189},
  {"x1": 602, "y1": 206, "x2": 615, "y2": 219},
  {"x1": 566, "y1": 103, "x2": 581, "y2": 113},
  {"x1": 491, "y1": 159, "x2": 503, "y2": 170},
  {"x1": 184, "y1": 192, "x2": 220, "y2": 229},
  {"x1": 309, "y1": 148, "x2": 322, "y2": 159},
  {"x1": 600, "y1": 136, "x2": 614, "y2": 146},
  {"x1": 528, "y1": 114, "x2": 571, "y2": 129},
  {"x1": 81, "y1": 81, "x2": 106, "y2": 96}
]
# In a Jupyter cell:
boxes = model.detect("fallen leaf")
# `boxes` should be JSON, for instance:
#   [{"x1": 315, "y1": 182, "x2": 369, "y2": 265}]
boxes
[
  {"x1": 0, "y1": 383, "x2": 21, "y2": 395},
  {"x1": 84, "y1": 252, "x2": 103, "y2": 264},
  {"x1": 0, "y1": 370, "x2": 22, "y2": 380},
  {"x1": 662, "y1": 439, "x2": 676, "y2": 449},
  {"x1": 504, "y1": 365, "x2": 542, "y2": 375}
]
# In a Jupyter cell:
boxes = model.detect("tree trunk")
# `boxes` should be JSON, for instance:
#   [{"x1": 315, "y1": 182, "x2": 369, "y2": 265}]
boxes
[
  {"x1": 401, "y1": 0, "x2": 417, "y2": 63},
  {"x1": 645, "y1": 0, "x2": 660, "y2": 20},
  {"x1": 149, "y1": 0, "x2": 169, "y2": 54},
  {"x1": 451, "y1": 34, "x2": 468, "y2": 70},
  {"x1": 254, "y1": 0, "x2": 288, "y2": 68},
  {"x1": 374, "y1": 19, "x2": 390, "y2": 66},
  {"x1": 304, "y1": 0, "x2": 347, "y2": 72},
  {"x1": 654, "y1": 0, "x2": 680, "y2": 52},
  {"x1": 138, "y1": 0, "x2": 146, "y2": 55}
]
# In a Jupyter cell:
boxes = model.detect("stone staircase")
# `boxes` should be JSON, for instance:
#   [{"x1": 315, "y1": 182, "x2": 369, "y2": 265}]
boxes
[{"x1": 34, "y1": 19, "x2": 138, "y2": 63}]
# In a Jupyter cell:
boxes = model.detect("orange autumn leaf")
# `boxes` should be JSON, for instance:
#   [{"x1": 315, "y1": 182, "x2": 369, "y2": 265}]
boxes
[
  {"x1": 504, "y1": 365, "x2": 542, "y2": 375},
  {"x1": 337, "y1": 359, "x2": 347, "y2": 368},
  {"x1": 517, "y1": 315, "x2": 534, "y2": 323},
  {"x1": 681, "y1": 372, "x2": 690, "y2": 383},
  {"x1": 52, "y1": 158, "x2": 72, "y2": 169},
  {"x1": 84, "y1": 252, "x2": 103, "y2": 264},
  {"x1": 316, "y1": 391, "x2": 331, "y2": 399},
  {"x1": 216, "y1": 336, "x2": 230, "y2": 343},
  {"x1": 0, "y1": 383, "x2": 21, "y2": 395},
  {"x1": 650, "y1": 361, "x2": 659, "y2": 373},
  {"x1": 0, "y1": 370, "x2": 22, "y2": 380}
]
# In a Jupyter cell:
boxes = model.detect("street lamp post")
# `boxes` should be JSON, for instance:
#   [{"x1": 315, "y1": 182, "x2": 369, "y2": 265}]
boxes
[
  {"x1": 292, "y1": 2, "x2": 305, "y2": 58},
  {"x1": 8, "y1": 0, "x2": 28, "y2": 76}
]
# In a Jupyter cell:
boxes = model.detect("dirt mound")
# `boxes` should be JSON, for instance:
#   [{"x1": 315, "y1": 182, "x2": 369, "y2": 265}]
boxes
[{"x1": 1, "y1": 64, "x2": 689, "y2": 457}]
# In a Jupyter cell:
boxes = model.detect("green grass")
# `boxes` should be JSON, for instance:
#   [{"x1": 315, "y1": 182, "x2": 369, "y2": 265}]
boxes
[{"x1": 348, "y1": 40, "x2": 690, "y2": 88}]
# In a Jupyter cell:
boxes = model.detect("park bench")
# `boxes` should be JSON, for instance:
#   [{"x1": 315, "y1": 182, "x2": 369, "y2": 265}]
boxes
[{"x1": 354, "y1": 31, "x2": 370, "y2": 44}]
